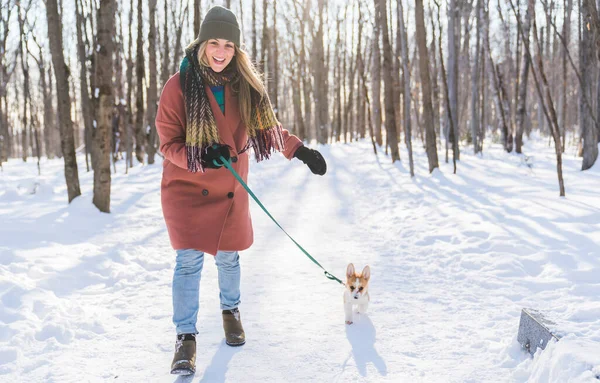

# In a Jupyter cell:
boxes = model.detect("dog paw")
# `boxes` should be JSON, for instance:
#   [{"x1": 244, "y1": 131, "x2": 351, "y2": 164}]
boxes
[{"x1": 345, "y1": 320, "x2": 353, "y2": 325}]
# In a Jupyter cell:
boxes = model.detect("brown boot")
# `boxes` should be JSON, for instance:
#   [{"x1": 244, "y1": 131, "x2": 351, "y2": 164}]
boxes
[
  {"x1": 170, "y1": 334, "x2": 196, "y2": 375},
  {"x1": 222, "y1": 308, "x2": 246, "y2": 346}
]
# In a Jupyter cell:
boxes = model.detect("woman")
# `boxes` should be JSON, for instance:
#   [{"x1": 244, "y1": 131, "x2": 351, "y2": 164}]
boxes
[{"x1": 155, "y1": 5, "x2": 327, "y2": 376}]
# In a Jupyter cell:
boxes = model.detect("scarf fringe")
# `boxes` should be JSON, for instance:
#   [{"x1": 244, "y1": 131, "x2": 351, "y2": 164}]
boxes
[
  {"x1": 186, "y1": 144, "x2": 206, "y2": 173},
  {"x1": 246, "y1": 125, "x2": 285, "y2": 162}
]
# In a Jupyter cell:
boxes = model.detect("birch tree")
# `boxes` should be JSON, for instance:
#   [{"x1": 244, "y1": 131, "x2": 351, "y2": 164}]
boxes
[
  {"x1": 416, "y1": 0, "x2": 439, "y2": 172},
  {"x1": 146, "y1": 0, "x2": 158, "y2": 164},
  {"x1": 398, "y1": 0, "x2": 414, "y2": 175},
  {"x1": 45, "y1": 0, "x2": 81, "y2": 202},
  {"x1": 93, "y1": 0, "x2": 115, "y2": 212},
  {"x1": 377, "y1": 0, "x2": 400, "y2": 161}
]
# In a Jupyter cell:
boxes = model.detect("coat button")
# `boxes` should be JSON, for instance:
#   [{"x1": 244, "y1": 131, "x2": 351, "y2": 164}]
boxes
[
  {"x1": 227, "y1": 192, "x2": 234, "y2": 199},
  {"x1": 202, "y1": 189, "x2": 209, "y2": 196},
  {"x1": 231, "y1": 156, "x2": 238, "y2": 163}
]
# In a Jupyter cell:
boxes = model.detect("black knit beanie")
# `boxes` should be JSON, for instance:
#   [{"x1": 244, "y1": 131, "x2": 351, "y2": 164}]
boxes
[{"x1": 198, "y1": 6, "x2": 241, "y2": 47}]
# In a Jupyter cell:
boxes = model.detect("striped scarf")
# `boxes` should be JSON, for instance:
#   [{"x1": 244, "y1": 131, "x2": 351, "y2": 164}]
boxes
[{"x1": 179, "y1": 43, "x2": 284, "y2": 172}]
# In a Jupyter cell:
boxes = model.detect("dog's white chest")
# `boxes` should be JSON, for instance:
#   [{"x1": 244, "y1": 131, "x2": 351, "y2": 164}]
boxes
[{"x1": 344, "y1": 290, "x2": 369, "y2": 305}]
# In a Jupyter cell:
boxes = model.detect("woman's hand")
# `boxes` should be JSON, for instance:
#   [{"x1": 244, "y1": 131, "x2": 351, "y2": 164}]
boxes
[
  {"x1": 293, "y1": 146, "x2": 327, "y2": 175},
  {"x1": 203, "y1": 144, "x2": 231, "y2": 168}
]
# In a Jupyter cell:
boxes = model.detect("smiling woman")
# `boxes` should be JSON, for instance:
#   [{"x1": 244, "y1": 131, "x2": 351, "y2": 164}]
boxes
[{"x1": 154, "y1": 4, "x2": 328, "y2": 377}]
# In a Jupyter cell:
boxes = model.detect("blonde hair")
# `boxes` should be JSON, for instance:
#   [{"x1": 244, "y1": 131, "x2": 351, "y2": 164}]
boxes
[{"x1": 195, "y1": 40, "x2": 268, "y2": 127}]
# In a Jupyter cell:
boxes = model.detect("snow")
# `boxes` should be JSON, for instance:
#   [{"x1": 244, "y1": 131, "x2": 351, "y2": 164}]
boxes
[
  {"x1": 94, "y1": 88, "x2": 99, "y2": 98},
  {"x1": 0, "y1": 137, "x2": 599, "y2": 382}
]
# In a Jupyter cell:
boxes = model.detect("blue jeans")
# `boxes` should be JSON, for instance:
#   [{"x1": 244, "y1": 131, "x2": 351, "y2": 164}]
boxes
[{"x1": 172, "y1": 249, "x2": 241, "y2": 335}]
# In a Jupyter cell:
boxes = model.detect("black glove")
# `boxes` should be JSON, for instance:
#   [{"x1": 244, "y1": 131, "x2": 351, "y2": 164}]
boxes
[
  {"x1": 203, "y1": 144, "x2": 231, "y2": 169},
  {"x1": 294, "y1": 146, "x2": 327, "y2": 175}
]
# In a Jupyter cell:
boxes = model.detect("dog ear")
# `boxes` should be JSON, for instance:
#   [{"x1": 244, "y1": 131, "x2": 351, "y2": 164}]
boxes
[
  {"x1": 346, "y1": 263, "x2": 355, "y2": 278},
  {"x1": 361, "y1": 265, "x2": 370, "y2": 280}
]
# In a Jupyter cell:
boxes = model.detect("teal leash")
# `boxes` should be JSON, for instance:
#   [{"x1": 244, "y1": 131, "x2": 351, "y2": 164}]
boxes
[{"x1": 215, "y1": 155, "x2": 344, "y2": 286}]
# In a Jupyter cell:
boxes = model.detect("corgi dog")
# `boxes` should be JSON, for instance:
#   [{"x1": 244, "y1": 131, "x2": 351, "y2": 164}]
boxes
[{"x1": 344, "y1": 263, "x2": 370, "y2": 325}]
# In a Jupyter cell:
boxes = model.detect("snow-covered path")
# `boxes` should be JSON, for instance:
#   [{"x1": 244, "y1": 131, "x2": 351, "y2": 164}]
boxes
[{"x1": 1, "y1": 139, "x2": 599, "y2": 382}]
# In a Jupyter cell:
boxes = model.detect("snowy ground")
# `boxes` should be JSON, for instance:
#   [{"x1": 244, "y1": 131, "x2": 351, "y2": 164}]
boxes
[{"x1": 1, "y1": 136, "x2": 599, "y2": 382}]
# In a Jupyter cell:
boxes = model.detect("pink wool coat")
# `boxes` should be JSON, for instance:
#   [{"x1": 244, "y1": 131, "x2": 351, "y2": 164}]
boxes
[{"x1": 155, "y1": 72, "x2": 303, "y2": 255}]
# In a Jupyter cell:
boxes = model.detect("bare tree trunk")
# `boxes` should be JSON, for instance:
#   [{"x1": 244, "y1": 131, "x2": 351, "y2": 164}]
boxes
[
  {"x1": 515, "y1": 1, "x2": 532, "y2": 153},
  {"x1": 115, "y1": 5, "x2": 125, "y2": 164},
  {"x1": 498, "y1": 0, "x2": 515, "y2": 152},
  {"x1": 428, "y1": 5, "x2": 441, "y2": 149},
  {"x1": 392, "y1": 0, "x2": 402, "y2": 144},
  {"x1": 520, "y1": 0, "x2": 565, "y2": 195},
  {"x1": 48, "y1": 65, "x2": 61, "y2": 159},
  {"x1": 92, "y1": 0, "x2": 115, "y2": 212},
  {"x1": 471, "y1": 0, "x2": 482, "y2": 154},
  {"x1": 20, "y1": 8, "x2": 42, "y2": 173},
  {"x1": 37, "y1": 45, "x2": 56, "y2": 159},
  {"x1": 252, "y1": 0, "x2": 257, "y2": 61},
  {"x1": 194, "y1": 0, "x2": 201, "y2": 37},
  {"x1": 313, "y1": 0, "x2": 329, "y2": 144},
  {"x1": 377, "y1": 0, "x2": 400, "y2": 161},
  {"x1": 559, "y1": 0, "x2": 573, "y2": 151},
  {"x1": 343, "y1": 4, "x2": 356, "y2": 144},
  {"x1": 447, "y1": 0, "x2": 460, "y2": 159},
  {"x1": 171, "y1": 1, "x2": 187, "y2": 74},
  {"x1": 300, "y1": 1, "x2": 312, "y2": 142},
  {"x1": 26, "y1": 40, "x2": 45, "y2": 171},
  {"x1": 262, "y1": 0, "x2": 269, "y2": 78},
  {"x1": 134, "y1": 0, "x2": 145, "y2": 164},
  {"x1": 399, "y1": 0, "x2": 414, "y2": 176},
  {"x1": 126, "y1": 0, "x2": 134, "y2": 171},
  {"x1": 0, "y1": 3, "x2": 15, "y2": 163},
  {"x1": 435, "y1": 1, "x2": 458, "y2": 173},
  {"x1": 75, "y1": 0, "x2": 94, "y2": 171},
  {"x1": 415, "y1": 0, "x2": 439, "y2": 172},
  {"x1": 161, "y1": 0, "x2": 171, "y2": 89},
  {"x1": 45, "y1": 0, "x2": 81, "y2": 202},
  {"x1": 146, "y1": 0, "x2": 158, "y2": 164},
  {"x1": 356, "y1": 5, "x2": 366, "y2": 140},
  {"x1": 372, "y1": 14, "x2": 383, "y2": 147},
  {"x1": 581, "y1": 0, "x2": 599, "y2": 169},
  {"x1": 272, "y1": 0, "x2": 279, "y2": 116},
  {"x1": 17, "y1": 1, "x2": 30, "y2": 163},
  {"x1": 483, "y1": 3, "x2": 510, "y2": 152},
  {"x1": 332, "y1": 13, "x2": 342, "y2": 142}
]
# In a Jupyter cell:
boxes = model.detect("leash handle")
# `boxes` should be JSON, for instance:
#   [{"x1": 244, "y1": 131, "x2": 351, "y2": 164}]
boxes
[{"x1": 215, "y1": 155, "x2": 344, "y2": 286}]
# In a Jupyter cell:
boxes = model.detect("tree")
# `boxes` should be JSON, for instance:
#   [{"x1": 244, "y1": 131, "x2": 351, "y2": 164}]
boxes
[
  {"x1": 313, "y1": 0, "x2": 329, "y2": 144},
  {"x1": 415, "y1": 0, "x2": 439, "y2": 172},
  {"x1": 194, "y1": 0, "x2": 202, "y2": 37},
  {"x1": 134, "y1": 0, "x2": 145, "y2": 164},
  {"x1": 581, "y1": 0, "x2": 599, "y2": 169},
  {"x1": 93, "y1": 0, "x2": 116, "y2": 212},
  {"x1": 376, "y1": 0, "x2": 400, "y2": 161},
  {"x1": 126, "y1": 0, "x2": 135, "y2": 170},
  {"x1": 45, "y1": 0, "x2": 81, "y2": 202},
  {"x1": 434, "y1": 0, "x2": 458, "y2": 173},
  {"x1": 470, "y1": 0, "x2": 482, "y2": 154},
  {"x1": 75, "y1": 0, "x2": 94, "y2": 171},
  {"x1": 447, "y1": 0, "x2": 460, "y2": 159},
  {"x1": 146, "y1": 0, "x2": 158, "y2": 164},
  {"x1": 0, "y1": 3, "x2": 17, "y2": 163},
  {"x1": 371, "y1": 4, "x2": 383, "y2": 147},
  {"x1": 398, "y1": 0, "x2": 414, "y2": 176},
  {"x1": 515, "y1": 1, "x2": 532, "y2": 153},
  {"x1": 483, "y1": 1, "x2": 511, "y2": 152}
]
